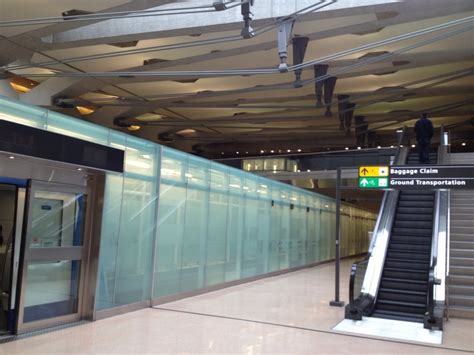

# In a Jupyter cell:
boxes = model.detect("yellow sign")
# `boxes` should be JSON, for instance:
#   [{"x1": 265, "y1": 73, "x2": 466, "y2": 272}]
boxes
[{"x1": 359, "y1": 166, "x2": 389, "y2": 177}]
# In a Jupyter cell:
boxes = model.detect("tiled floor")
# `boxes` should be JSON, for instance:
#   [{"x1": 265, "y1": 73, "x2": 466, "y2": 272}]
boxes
[{"x1": 2, "y1": 260, "x2": 473, "y2": 354}]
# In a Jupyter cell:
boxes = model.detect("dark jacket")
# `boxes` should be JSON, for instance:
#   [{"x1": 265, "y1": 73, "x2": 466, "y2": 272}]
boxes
[{"x1": 415, "y1": 117, "x2": 434, "y2": 144}]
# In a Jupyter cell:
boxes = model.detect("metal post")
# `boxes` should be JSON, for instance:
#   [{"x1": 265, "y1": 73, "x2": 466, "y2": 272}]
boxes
[{"x1": 330, "y1": 167, "x2": 345, "y2": 307}]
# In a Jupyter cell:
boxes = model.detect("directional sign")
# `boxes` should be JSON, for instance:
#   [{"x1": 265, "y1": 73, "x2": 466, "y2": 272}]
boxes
[
  {"x1": 389, "y1": 165, "x2": 474, "y2": 189},
  {"x1": 359, "y1": 177, "x2": 389, "y2": 189},
  {"x1": 359, "y1": 166, "x2": 389, "y2": 177}
]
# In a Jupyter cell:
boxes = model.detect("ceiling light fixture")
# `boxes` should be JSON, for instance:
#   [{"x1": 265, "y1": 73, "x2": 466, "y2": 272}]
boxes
[
  {"x1": 462, "y1": 142, "x2": 467, "y2": 146},
  {"x1": 76, "y1": 106, "x2": 95, "y2": 115},
  {"x1": 127, "y1": 125, "x2": 141, "y2": 131},
  {"x1": 345, "y1": 147, "x2": 349, "y2": 150},
  {"x1": 8, "y1": 156, "x2": 15, "y2": 160}
]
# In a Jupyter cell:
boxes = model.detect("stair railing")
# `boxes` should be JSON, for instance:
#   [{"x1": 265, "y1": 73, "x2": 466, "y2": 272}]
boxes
[{"x1": 345, "y1": 127, "x2": 408, "y2": 320}]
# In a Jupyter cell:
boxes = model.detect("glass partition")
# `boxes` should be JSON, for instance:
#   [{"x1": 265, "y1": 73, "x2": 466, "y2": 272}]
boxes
[{"x1": 0, "y1": 95, "x2": 377, "y2": 314}]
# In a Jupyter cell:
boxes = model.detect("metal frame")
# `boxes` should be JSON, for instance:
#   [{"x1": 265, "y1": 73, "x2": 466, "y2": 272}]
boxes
[{"x1": 15, "y1": 180, "x2": 89, "y2": 334}]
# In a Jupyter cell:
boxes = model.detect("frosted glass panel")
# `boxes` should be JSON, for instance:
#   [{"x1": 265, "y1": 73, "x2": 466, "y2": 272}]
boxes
[{"x1": 0, "y1": 95, "x2": 377, "y2": 313}]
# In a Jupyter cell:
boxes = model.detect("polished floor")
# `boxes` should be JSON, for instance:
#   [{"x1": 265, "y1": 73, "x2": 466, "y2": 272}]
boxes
[{"x1": 2, "y1": 259, "x2": 473, "y2": 354}]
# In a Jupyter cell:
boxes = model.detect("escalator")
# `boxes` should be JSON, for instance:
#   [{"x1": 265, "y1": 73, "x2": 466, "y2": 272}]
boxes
[
  {"x1": 372, "y1": 151, "x2": 437, "y2": 322},
  {"x1": 346, "y1": 149, "x2": 445, "y2": 329}
]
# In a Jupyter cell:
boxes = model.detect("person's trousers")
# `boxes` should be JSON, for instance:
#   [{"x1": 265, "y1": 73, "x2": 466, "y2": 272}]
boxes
[{"x1": 418, "y1": 141, "x2": 430, "y2": 163}]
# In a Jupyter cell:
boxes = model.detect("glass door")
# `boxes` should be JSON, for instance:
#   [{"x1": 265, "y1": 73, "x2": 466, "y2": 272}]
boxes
[{"x1": 16, "y1": 181, "x2": 88, "y2": 333}]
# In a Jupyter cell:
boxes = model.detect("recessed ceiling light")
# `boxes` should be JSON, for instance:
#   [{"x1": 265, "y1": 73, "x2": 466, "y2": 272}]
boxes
[
  {"x1": 377, "y1": 146, "x2": 381, "y2": 149},
  {"x1": 400, "y1": 145, "x2": 403, "y2": 148},
  {"x1": 236, "y1": 152, "x2": 239, "y2": 154},
  {"x1": 390, "y1": 145, "x2": 394, "y2": 148},
  {"x1": 297, "y1": 149, "x2": 302, "y2": 152},
  {"x1": 245, "y1": 151, "x2": 248, "y2": 154},
  {"x1": 357, "y1": 147, "x2": 361, "y2": 150},
  {"x1": 8, "y1": 156, "x2": 15, "y2": 160},
  {"x1": 77, "y1": 168, "x2": 83, "y2": 171},
  {"x1": 260, "y1": 150, "x2": 265, "y2": 153},
  {"x1": 411, "y1": 144, "x2": 416, "y2": 148},
  {"x1": 345, "y1": 147, "x2": 349, "y2": 150},
  {"x1": 127, "y1": 125, "x2": 141, "y2": 131},
  {"x1": 270, "y1": 150, "x2": 274, "y2": 153},
  {"x1": 297, "y1": 169, "x2": 301, "y2": 172},
  {"x1": 462, "y1": 142, "x2": 466, "y2": 146},
  {"x1": 221, "y1": 152, "x2": 224, "y2": 155},
  {"x1": 307, "y1": 169, "x2": 311, "y2": 172},
  {"x1": 287, "y1": 149, "x2": 291, "y2": 153}
]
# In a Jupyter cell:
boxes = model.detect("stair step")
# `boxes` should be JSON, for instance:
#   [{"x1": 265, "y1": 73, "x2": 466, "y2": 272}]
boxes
[
  {"x1": 391, "y1": 235, "x2": 431, "y2": 245},
  {"x1": 450, "y1": 266, "x2": 474, "y2": 277},
  {"x1": 450, "y1": 220, "x2": 474, "y2": 228},
  {"x1": 451, "y1": 207, "x2": 474, "y2": 215},
  {"x1": 450, "y1": 257, "x2": 474, "y2": 267},
  {"x1": 394, "y1": 221, "x2": 433, "y2": 229},
  {"x1": 380, "y1": 278, "x2": 427, "y2": 292},
  {"x1": 397, "y1": 207, "x2": 434, "y2": 214},
  {"x1": 385, "y1": 258, "x2": 429, "y2": 270},
  {"x1": 450, "y1": 275, "x2": 474, "y2": 286},
  {"x1": 399, "y1": 195, "x2": 434, "y2": 202},
  {"x1": 395, "y1": 213, "x2": 433, "y2": 222},
  {"x1": 452, "y1": 227, "x2": 474, "y2": 235},
  {"x1": 449, "y1": 284, "x2": 474, "y2": 296},
  {"x1": 450, "y1": 248, "x2": 474, "y2": 258},
  {"x1": 449, "y1": 295, "x2": 474, "y2": 307},
  {"x1": 392, "y1": 227, "x2": 432, "y2": 237},
  {"x1": 450, "y1": 233, "x2": 474, "y2": 242},
  {"x1": 451, "y1": 241, "x2": 474, "y2": 249},
  {"x1": 376, "y1": 299, "x2": 426, "y2": 315},
  {"x1": 398, "y1": 201, "x2": 435, "y2": 208},
  {"x1": 448, "y1": 306, "x2": 474, "y2": 319},
  {"x1": 400, "y1": 190, "x2": 436, "y2": 195},
  {"x1": 390, "y1": 243, "x2": 431, "y2": 252},
  {"x1": 387, "y1": 250, "x2": 430, "y2": 260},
  {"x1": 383, "y1": 267, "x2": 428, "y2": 281},
  {"x1": 372, "y1": 310, "x2": 424, "y2": 323},
  {"x1": 379, "y1": 288, "x2": 426, "y2": 301}
]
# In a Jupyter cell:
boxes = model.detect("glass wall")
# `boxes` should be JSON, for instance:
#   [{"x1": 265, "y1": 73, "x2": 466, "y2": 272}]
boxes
[{"x1": 0, "y1": 96, "x2": 377, "y2": 313}]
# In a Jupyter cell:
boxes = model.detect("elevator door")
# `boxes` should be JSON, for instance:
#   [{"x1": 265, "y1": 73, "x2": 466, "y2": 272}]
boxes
[{"x1": 16, "y1": 181, "x2": 88, "y2": 333}]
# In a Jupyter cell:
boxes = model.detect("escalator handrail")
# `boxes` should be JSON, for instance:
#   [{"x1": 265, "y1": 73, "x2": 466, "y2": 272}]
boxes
[{"x1": 425, "y1": 135, "x2": 450, "y2": 328}]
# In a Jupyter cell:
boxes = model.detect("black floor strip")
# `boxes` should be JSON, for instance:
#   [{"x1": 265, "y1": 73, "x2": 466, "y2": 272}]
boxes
[
  {"x1": 0, "y1": 320, "x2": 89, "y2": 344},
  {"x1": 153, "y1": 307, "x2": 472, "y2": 354}
]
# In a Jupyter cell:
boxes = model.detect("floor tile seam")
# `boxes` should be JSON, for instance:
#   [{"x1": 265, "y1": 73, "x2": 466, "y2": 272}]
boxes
[{"x1": 153, "y1": 307, "x2": 473, "y2": 354}]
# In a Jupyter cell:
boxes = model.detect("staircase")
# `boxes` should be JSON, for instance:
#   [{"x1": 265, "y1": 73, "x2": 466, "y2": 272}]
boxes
[
  {"x1": 448, "y1": 153, "x2": 474, "y2": 319},
  {"x1": 371, "y1": 151, "x2": 437, "y2": 322}
]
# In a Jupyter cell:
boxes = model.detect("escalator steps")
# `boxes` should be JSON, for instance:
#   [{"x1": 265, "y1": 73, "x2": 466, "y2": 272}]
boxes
[{"x1": 372, "y1": 152, "x2": 435, "y2": 323}]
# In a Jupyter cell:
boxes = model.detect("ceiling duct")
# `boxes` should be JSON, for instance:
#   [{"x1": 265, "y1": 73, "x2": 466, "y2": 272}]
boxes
[
  {"x1": 345, "y1": 102, "x2": 357, "y2": 135},
  {"x1": 109, "y1": 41, "x2": 139, "y2": 48},
  {"x1": 324, "y1": 76, "x2": 337, "y2": 117},
  {"x1": 355, "y1": 115, "x2": 368, "y2": 148},
  {"x1": 367, "y1": 131, "x2": 377, "y2": 148},
  {"x1": 241, "y1": 0, "x2": 255, "y2": 39},
  {"x1": 313, "y1": 64, "x2": 328, "y2": 108},
  {"x1": 143, "y1": 58, "x2": 169, "y2": 66},
  {"x1": 292, "y1": 36, "x2": 309, "y2": 88},
  {"x1": 337, "y1": 94, "x2": 350, "y2": 131},
  {"x1": 62, "y1": 9, "x2": 93, "y2": 19}
]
